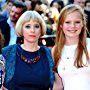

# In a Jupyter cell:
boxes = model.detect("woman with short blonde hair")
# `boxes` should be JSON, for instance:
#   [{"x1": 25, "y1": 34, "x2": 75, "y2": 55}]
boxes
[{"x1": 1, "y1": 11, "x2": 54, "y2": 90}]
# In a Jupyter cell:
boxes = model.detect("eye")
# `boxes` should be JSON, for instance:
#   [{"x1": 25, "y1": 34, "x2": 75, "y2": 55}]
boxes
[
  {"x1": 34, "y1": 24, "x2": 40, "y2": 29},
  {"x1": 25, "y1": 25, "x2": 31, "y2": 29},
  {"x1": 75, "y1": 21, "x2": 81, "y2": 24},
  {"x1": 65, "y1": 21, "x2": 70, "y2": 24}
]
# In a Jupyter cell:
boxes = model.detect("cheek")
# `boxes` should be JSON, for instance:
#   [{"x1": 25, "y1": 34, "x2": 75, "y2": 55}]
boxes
[
  {"x1": 22, "y1": 29, "x2": 28, "y2": 36},
  {"x1": 37, "y1": 31, "x2": 41, "y2": 37},
  {"x1": 63, "y1": 24, "x2": 83, "y2": 30},
  {"x1": 75, "y1": 25, "x2": 82, "y2": 30},
  {"x1": 63, "y1": 24, "x2": 69, "y2": 29},
  {"x1": 23, "y1": 31, "x2": 27, "y2": 37},
  {"x1": 36, "y1": 29, "x2": 41, "y2": 36}
]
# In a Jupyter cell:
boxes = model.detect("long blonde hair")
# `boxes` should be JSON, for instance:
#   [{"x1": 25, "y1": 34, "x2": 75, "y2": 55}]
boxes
[{"x1": 53, "y1": 4, "x2": 89, "y2": 71}]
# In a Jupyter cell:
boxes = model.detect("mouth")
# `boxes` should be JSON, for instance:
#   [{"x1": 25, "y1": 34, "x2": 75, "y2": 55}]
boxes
[
  {"x1": 68, "y1": 30, "x2": 77, "y2": 33},
  {"x1": 29, "y1": 35, "x2": 36, "y2": 37}
]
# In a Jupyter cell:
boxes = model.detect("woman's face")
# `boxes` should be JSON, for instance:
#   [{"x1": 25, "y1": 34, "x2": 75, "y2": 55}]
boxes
[
  {"x1": 22, "y1": 19, "x2": 41, "y2": 43},
  {"x1": 62, "y1": 11, "x2": 83, "y2": 39}
]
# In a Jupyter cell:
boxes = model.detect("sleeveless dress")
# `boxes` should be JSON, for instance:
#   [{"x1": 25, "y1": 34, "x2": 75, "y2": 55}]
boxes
[{"x1": 58, "y1": 38, "x2": 90, "y2": 90}]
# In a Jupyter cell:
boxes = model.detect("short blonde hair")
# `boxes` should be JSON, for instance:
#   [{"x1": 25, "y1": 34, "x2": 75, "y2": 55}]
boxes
[{"x1": 15, "y1": 11, "x2": 46, "y2": 37}]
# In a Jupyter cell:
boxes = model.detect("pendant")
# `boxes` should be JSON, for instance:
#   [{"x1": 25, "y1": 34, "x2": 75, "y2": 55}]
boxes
[
  {"x1": 62, "y1": 67, "x2": 65, "y2": 70},
  {"x1": 67, "y1": 57, "x2": 69, "y2": 59},
  {"x1": 21, "y1": 55, "x2": 40, "y2": 64}
]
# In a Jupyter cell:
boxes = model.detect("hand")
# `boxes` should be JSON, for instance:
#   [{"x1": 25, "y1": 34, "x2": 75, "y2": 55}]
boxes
[
  {"x1": 53, "y1": 73, "x2": 64, "y2": 90},
  {"x1": 1, "y1": 85, "x2": 8, "y2": 90}
]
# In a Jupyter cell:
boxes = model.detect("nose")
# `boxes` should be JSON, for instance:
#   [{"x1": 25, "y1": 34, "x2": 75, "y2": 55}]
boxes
[
  {"x1": 30, "y1": 26, "x2": 35, "y2": 32},
  {"x1": 71, "y1": 22, "x2": 75, "y2": 28}
]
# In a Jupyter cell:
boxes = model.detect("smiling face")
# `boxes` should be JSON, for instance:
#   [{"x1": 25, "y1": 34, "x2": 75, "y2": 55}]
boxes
[
  {"x1": 22, "y1": 19, "x2": 41, "y2": 44},
  {"x1": 62, "y1": 11, "x2": 83, "y2": 40}
]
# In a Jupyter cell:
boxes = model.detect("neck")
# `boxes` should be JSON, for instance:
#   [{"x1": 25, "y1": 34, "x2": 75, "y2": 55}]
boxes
[
  {"x1": 65, "y1": 37, "x2": 79, "y2": 45},
  {"x1": 21, "y1": 43, "x2": 40, "y2": 52}
]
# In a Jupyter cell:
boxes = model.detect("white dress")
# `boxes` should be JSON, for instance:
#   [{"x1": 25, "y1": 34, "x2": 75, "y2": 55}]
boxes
[{"x1": 58, "y1": 38, "x2": 90, "y2": 90}]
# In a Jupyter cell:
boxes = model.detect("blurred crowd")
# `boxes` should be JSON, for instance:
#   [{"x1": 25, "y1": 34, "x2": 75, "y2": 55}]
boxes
[{"x1": 0, "y1": 0, "x2": 90, "y2": 50}]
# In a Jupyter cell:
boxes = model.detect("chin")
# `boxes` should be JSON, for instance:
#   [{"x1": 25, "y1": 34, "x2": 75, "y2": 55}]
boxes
[
  {"x1": 29, "y1": 40, "x2": 38, "y2": 43},
  {"x1": 66, "y1": 34, "x2": 79, "y2": 38}
]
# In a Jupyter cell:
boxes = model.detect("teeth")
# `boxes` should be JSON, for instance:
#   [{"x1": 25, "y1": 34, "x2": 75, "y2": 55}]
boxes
[{"x1": 68, "y1": 30, "x2": 77, "y2": 33}]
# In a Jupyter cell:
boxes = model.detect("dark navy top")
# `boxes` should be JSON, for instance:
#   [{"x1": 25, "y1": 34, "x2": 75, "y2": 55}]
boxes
[{"x1": 6, "y1": 44, "x2": 50, "y2": 90}]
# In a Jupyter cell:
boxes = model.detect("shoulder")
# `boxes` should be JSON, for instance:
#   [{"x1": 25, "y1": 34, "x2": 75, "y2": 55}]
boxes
[
  {"x1": 40, "y1": 46, "x2": 53, "y2": 59},
  {"x1": 44, "y1": 46, "x2": 51, "y2": 52},
  {"x1": 0, "y1": 14, "x2": 7, "y2": 22},
  {"x1": 2, "y1": 44, "x2": 17, "y2": 58},
  {"x1": 2, "y1": 44, "x2": 17, "y2": 52},
  {"x1": 43, "y1": 46, "x2": 52, "y2": 57},
  {"x1": 40, "y1": 46, "x2": 51, "y2": 53}
]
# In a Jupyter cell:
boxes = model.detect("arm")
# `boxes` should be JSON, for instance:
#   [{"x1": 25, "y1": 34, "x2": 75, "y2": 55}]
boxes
[
  {"x1": 53, "y1": 73, "x2": 64, "y2": 90},
  {"x1": 0, "y1": 55, "x2": 5, "y2": 68},
  {"x1": 0, "y1": 55, "x2": 7, "y2": 90},
  {"x1": 51, "y1": 46, "x2": 64, "y2": 90}
]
